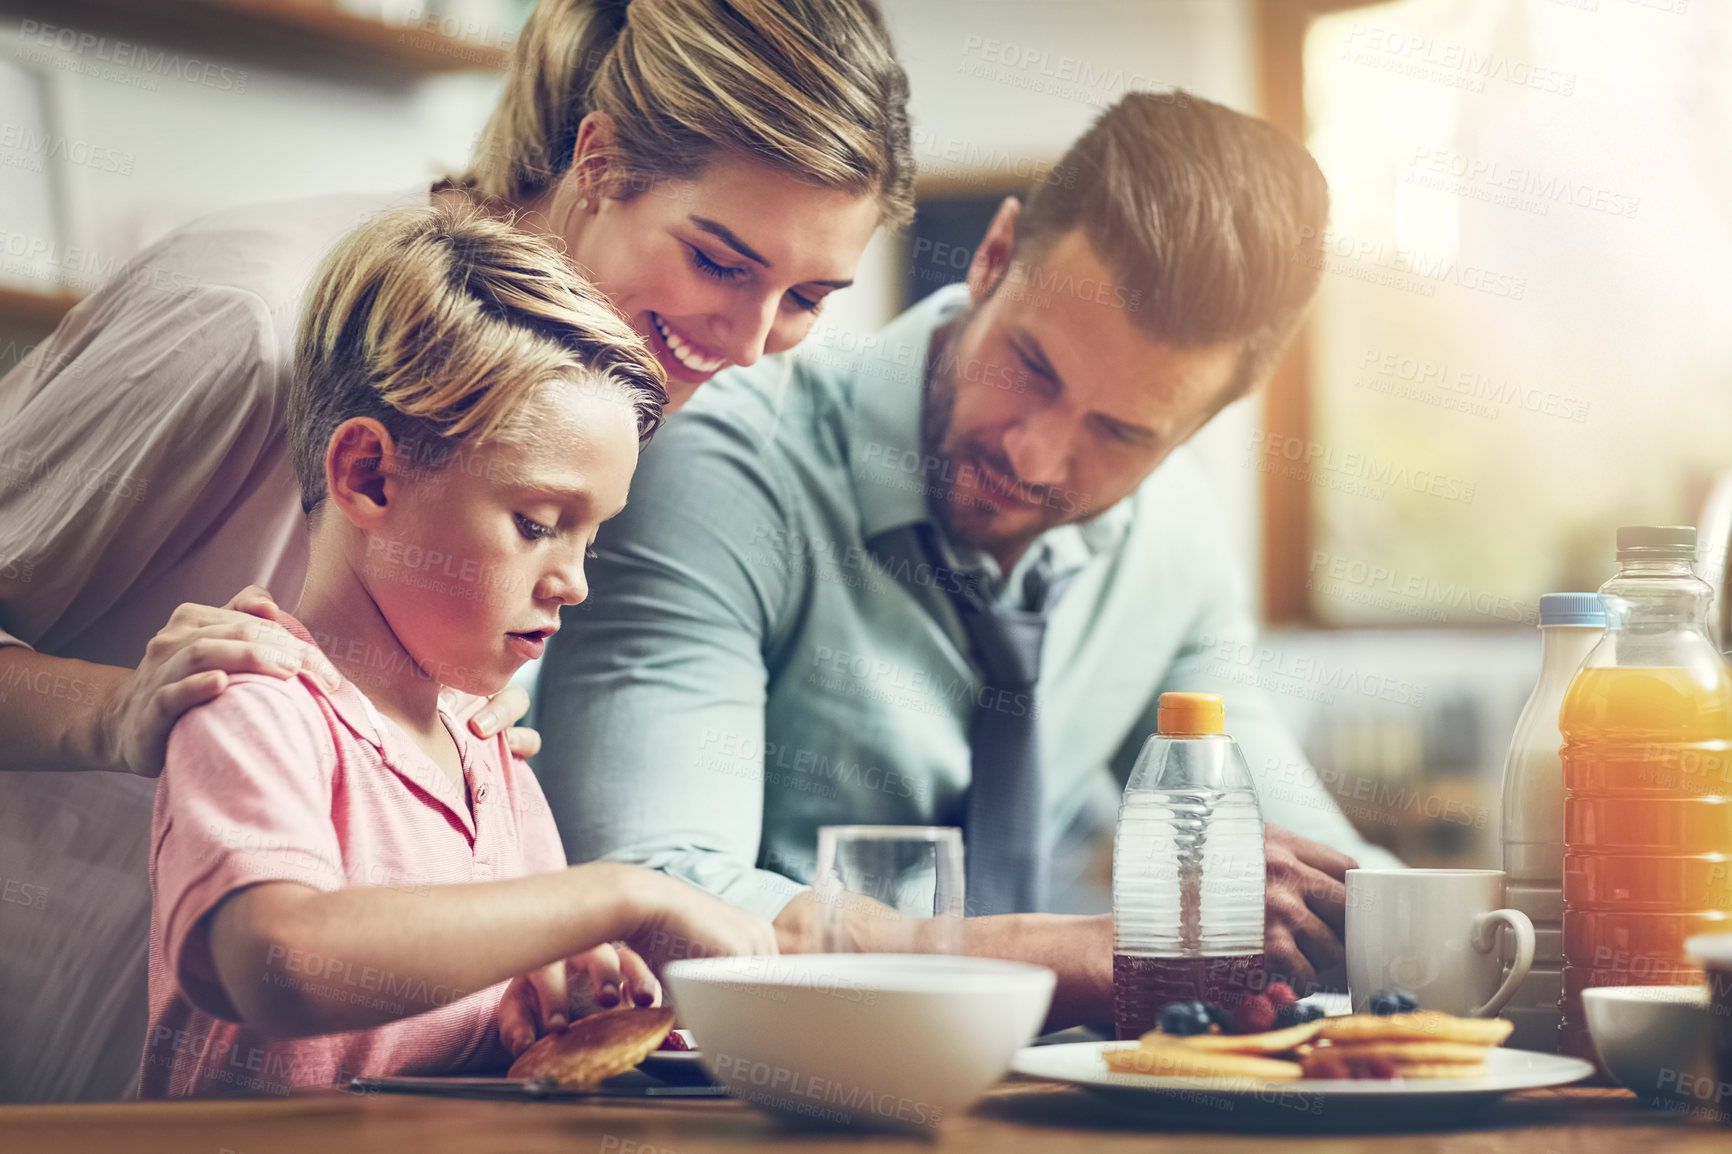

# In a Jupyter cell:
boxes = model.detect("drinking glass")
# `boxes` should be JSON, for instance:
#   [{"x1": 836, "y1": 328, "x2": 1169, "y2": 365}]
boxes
[{"x1": 815, "y1": 825, "x2": 965, "y2": 955}]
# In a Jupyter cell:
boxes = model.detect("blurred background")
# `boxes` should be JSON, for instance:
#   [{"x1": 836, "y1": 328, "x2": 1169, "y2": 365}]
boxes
[{"x1": 2, "y1": 0, "x2": 1728, "y2": 873}]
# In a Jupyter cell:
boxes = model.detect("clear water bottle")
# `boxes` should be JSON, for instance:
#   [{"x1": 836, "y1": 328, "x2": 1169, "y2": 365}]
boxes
[
  {"x1": 1499, "y1": 592, "x2": 1605, "y2": 1053},
  {"x1": 1112, "y1": 692, "x2": 1266, "y2": 1040}
]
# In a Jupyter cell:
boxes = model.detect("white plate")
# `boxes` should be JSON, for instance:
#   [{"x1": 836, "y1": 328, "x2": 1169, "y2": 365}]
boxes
[
  {"x1": 637, "y1": 1030, "x2": 710, "y2": 1083},
  {"x1": 1010, "y1": 1042, "x2": 1594, "y2": 1129},
  {"x1": 639, "y1": 1028, "x2": 700, "y2": 1063}
]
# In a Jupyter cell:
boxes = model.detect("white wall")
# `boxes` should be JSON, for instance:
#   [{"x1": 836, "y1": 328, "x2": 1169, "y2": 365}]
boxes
[{"x1": 1, "y1": 18, "x2": 504, "y2": 269}]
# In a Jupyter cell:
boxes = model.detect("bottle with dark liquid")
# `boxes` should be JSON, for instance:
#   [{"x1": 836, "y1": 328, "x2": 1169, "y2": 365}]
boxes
[{"x1": 1112, "y1": 693, "x2": 1266, "y2": 1039}]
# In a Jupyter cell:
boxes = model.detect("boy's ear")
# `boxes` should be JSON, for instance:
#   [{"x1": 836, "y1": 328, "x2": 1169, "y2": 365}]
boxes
[
  {"x1": 966, "y1": 196, "x2": 1022, "y2": 303},
  {"x1": 325, "y1": 417, "x2": 398, "y2": 529}
]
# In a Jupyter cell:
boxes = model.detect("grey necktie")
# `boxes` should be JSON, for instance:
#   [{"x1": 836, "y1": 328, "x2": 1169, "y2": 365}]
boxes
[{"x1": 918, "y1": 525, "x2": 1071, "y2": 916}]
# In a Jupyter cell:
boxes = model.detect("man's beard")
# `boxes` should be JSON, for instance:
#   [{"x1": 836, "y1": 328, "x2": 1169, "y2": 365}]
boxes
[
  {"x1": 917, "y1": 327, "x2": 958, "y2": 520},
  {"x1": 918, "y1": 318, "x2": 1058, "y2": 555}
]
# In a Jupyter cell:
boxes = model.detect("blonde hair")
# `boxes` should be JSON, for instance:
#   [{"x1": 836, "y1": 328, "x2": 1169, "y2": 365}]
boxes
[
  {"x1": 290, "y1": 203, "x2": 667, "y2": 514},
  {"x1": 458, "y1": 0, "x2": 914, "y2": 225}
]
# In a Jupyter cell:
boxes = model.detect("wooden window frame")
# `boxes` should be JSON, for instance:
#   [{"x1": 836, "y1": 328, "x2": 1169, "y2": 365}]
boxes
[{"x1": 1254, "y1": 0, "x2": 1387, "y2": 626}]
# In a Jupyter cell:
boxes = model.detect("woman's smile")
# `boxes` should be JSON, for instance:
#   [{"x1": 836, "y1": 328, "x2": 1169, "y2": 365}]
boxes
[{"x1": 648, "y1": 311, "x2": 727, "y2": 379}]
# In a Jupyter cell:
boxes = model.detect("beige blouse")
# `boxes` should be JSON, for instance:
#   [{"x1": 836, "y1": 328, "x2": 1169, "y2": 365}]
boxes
[{"x1": 0, "y1": 186, "x2": 427, "y2": 1102}]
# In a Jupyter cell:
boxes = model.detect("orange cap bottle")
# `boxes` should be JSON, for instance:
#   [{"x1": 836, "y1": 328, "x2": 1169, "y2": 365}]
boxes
[{"x1": 1156, "y1": 692, "x2": 1225, "y2": 736}]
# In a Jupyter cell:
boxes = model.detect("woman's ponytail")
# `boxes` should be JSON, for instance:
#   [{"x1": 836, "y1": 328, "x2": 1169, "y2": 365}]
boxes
[
  {"x1": 460, "y1": 0, "x2": 631, "y2": 201},
  {"x1": 455, "y1": 0, "x2": 914, "y2": 225}
]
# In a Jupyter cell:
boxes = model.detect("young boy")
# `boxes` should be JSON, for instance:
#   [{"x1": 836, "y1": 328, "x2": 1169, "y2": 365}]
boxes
[{"x1": 139, "y1": 204, "x2": 776, "y2": 1098}]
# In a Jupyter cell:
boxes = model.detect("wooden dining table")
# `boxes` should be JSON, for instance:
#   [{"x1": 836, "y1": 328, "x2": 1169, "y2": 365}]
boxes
[{"x1": 3, "y1": 1081, "x2": 1726, "y2": 1153}]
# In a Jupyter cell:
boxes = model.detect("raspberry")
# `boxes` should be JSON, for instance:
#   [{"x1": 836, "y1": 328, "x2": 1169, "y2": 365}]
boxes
[
  {"x1": 1230, "y1": 994, "x2": 1277, "y2": 1035},
  {"x1": 1308, "y1": 1057, "x2": 1350, "y2": 1080},
  {"x1": 657, "y1": 1032, "x2": 690, "y2": 1051},
  {"x1": 1264, "y1": 981, "x2": 1298, "y2": 1010},
  {"x1": 1361, "y1": 1056, "x2": 1398, "y2": 1080},
  {"x1": 1343, "y1": 1056, "x2": 1400, "y2": 1080}
]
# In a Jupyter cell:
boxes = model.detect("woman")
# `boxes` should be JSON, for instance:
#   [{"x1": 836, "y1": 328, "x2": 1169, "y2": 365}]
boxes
[{"x1": 0, "y1": 0, "x2": 913, "y2": 1101}]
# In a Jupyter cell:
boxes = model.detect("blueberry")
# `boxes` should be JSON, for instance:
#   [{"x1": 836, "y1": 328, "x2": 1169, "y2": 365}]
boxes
[
  {"x1": 1367, "y1": 990, "x2": 1404, "y2": 1016},
  {"x1": 1157, "y1": 1001, "x2": 1207, "y2": 1036},
  {"x1": 1204, "y1": 1002, "x2": 1231, "y2": 1030},
  {"x1": 1155, "y1": 1003, "x2": 1186, "y2": 1033},
  {"x1": 1391, "y1": 988, "x2": 1419, "y2": 1013},
  {"x1": 1277, "y1": 1001, "x2": 1326, "y2": 1027}
]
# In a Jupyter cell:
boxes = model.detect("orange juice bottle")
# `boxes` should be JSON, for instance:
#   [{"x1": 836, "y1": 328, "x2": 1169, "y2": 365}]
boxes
[{"x1": 1559, "y1": 525, "x2": 1732, "y2": 1064}]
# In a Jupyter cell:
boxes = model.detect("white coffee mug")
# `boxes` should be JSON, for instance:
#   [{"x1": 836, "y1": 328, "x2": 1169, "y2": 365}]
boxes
[{"x1": 1346, "y1": 868, "x2": 1535, "y2": 1018}]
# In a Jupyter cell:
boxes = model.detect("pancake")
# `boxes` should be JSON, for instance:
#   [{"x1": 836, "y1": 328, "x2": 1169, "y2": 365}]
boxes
[
  {"x1": 1105, "y1": 1045, "x2": 1303, "y2": 1081},
  {"x1": 1146, "y1": 1019, "x2": 1325, "y2": 1054},
  {"x1": 1114, "y1": 1008, "x2": 1509, "y2": 1084},
  {"x1": 1316, "y1": 1012, "x2": 1513, "y2": 1046},
  {"x1": 1306, "y1": 1039, "x2": 1495, "y2": 1064},
  {"x1": 507, "y1": 1006, "x2": 676, "y2": 1087}
]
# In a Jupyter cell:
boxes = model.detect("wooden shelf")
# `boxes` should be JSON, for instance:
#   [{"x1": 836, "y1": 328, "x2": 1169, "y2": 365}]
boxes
[
  {"x1": 0, "y1": 286, "x2": 81, "y2": 328},
  {"x1": 2, "y1": 0, "x2": 512, "y2": 78}
]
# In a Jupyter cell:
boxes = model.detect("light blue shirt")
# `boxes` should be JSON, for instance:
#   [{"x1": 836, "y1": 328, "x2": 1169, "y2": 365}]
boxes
[{"x1": 534, "y1": 285, "x2": 1400, "y2": 920}]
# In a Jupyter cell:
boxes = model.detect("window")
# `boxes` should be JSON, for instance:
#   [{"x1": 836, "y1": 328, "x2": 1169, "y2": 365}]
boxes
[{"x1": 1283, "y1": 0, "x2": 1732, "y2": 626}]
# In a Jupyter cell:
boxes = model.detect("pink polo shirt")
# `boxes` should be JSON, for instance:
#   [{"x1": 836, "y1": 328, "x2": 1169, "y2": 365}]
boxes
[{"x1": 140, "y1": 617, "x2": 566, "y2": 1098}]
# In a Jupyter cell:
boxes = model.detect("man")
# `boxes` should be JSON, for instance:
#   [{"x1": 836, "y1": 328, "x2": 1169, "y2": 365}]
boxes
[{"x1": 534, "y1": 91, "x2": 1401, "y2": 1025}]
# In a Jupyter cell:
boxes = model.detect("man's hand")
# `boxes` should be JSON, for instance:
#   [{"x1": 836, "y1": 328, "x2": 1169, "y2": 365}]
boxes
[
  {"x1": 101, "y1": 585, "x2": 343, "y2": 777},
  {"x1": 774, "y1": 893, "x2": 1113, "y2": 1031},
  {"x1": 772, "y1": 890, "x2": 822, "y2": 953},
  {"x1": 965, "y1": 913, "x2": 1114, "y2": 1031},
  {"x1": 498, "y1": 943, "x2": 660, "y2": 1058},
  {"x1": 1263, "y1": 823, "x2": 1356, "y2": 995},
  {"x1": 442, "y1": 684, "x2": 540, "y2": 762}
]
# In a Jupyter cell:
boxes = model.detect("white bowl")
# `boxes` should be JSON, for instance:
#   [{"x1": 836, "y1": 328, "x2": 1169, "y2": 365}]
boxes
[
  {"x1": 1582, "y1": 985, "x2": 1714, "y2": 1107},
  {"x1": 664, "y1": 953, "x2": 1054, "y2": 1131}
]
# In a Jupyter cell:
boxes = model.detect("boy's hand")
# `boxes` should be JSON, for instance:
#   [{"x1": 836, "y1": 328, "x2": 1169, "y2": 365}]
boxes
[
  {"x1": 622, "y1": 871, "x2": 780, "y2": 970},
  {"x1": 442, "y1": 684, "x2": 540, "y2": 761},
  {"x1": 498, "y1": 943, "x2": 660, "y2": 1057},
  {"x1": 568, "y1": 942, "x2": 661, "y2": 1015},
  {"x1": 104, "y1": 585, "x2": 343, "y2": 777}
]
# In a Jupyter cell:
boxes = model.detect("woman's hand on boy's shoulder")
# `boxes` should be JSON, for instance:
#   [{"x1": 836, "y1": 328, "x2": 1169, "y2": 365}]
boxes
[
  {"x1": 498, "y1": 943, "x2": 661, "y2": 1057},
  {"x1": 105, "y1": 584, "x2": 343, "y2": 777},
  {"x1": 441, "y1": 684, "x2": 540, "y2": 761}
]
